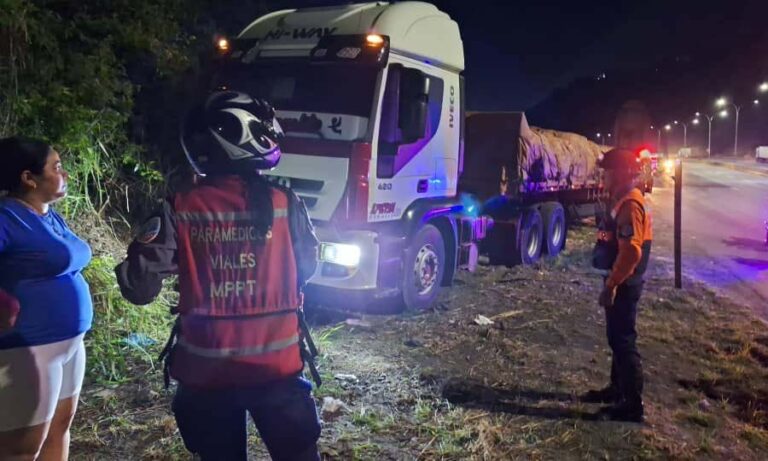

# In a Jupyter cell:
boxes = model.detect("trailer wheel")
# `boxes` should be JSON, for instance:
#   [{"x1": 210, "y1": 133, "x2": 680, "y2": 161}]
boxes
[
  {"x1": 401, "y1": 224, "x2": 445, "y2": 310},
  {"x1": 518, "y1": 208, "x2": 543, "y2": 264},
  {"x1": 542, "y1": 202, "x2": 567, "y2": 257}
]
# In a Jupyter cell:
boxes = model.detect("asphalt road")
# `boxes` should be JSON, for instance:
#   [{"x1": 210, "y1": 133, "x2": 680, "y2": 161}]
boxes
[{"x1": 650, "y1": 160, "x2": 768, "y2": 317}]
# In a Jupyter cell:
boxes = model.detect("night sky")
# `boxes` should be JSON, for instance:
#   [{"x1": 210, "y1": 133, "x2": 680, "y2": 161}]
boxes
[
  {"x1": 269, "y1": 0, "x2": 768, "y2": 111},
  {"x1": 201, "y1": 0, "x2": 768, "y2": 148}
]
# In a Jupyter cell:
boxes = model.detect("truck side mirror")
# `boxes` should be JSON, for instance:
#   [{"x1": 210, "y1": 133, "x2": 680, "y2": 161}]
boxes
[{"x1": 398, "y1": 68, "x2": 429, "y2": 144}]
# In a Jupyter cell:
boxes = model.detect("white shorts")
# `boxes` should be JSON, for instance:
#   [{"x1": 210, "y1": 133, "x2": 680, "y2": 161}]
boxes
[{"x1": 0, "y1": 334, "x2": 86, "y2": 431}]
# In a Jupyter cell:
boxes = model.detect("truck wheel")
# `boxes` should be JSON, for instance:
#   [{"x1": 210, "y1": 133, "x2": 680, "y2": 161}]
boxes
[
  {"x1": 542, "y1": 202, "x2": 567, "y2": 257},
  {"x1": 401, "y1": 224, "x2": 445, "y2": 310},
  {"x1": 517, "y1": 208, "x2": 543, "y2": 264}
]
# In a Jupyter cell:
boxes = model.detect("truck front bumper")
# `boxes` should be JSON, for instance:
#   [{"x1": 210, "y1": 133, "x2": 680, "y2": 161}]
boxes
[{"x1": 304, "y1": 228, "x2": 403, "y2": 311}]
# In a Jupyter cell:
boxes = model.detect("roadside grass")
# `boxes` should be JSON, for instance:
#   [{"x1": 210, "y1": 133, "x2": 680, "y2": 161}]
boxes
[{"x1": 83, "y1": 254, "x2": 175, "y2": 385}]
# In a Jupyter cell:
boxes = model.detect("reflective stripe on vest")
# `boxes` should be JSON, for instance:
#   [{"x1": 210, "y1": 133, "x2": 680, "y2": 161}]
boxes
[
  {"x1": 177, "y1": 334, "x2": 299, "y2": 358},
  {"x1": 176, "y1": 209, "x2": 288, "y2": 222},
  {"x1": 171, "y1": 176, "x2": 303, "y2": 387}
]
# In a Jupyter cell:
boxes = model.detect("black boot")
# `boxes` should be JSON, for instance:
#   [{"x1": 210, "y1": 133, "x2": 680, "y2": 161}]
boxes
[
  {"x1": 601, "y1": 400, "x2": 644, "y2": 423},
  {"x1": 579, "y1": 385, "x2": 619, "y2": 404}
]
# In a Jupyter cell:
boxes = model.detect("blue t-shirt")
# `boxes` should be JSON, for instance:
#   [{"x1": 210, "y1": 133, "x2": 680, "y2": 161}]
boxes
[{"x1": 0, "y1": 199, "x2": 93, "y2": 349}]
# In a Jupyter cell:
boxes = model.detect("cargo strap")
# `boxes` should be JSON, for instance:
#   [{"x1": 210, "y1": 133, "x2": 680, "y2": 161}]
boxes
[
  {"x1": 158, "y1": 317, "x2": 180, "y2": 390},
  {"x1": 298, "y1": 308, "x2": 322, "y2": 388}
]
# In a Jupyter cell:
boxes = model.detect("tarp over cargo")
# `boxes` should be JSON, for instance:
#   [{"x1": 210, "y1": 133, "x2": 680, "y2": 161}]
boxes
[{"x1": 460, "y1": 112, "x2": 609, "y2": 201}]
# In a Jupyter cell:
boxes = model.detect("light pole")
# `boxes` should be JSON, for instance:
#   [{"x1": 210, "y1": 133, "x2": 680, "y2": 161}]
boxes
[
  {"x1": 695, "y1": 111, "x2": 720, "y2": 158},
  {"x1": 651, "y1": 125, "x2": 661, "y2": 151},
  {"x1": 672, "y1": 120, "x2": 691, "y2": 148},
  {"x1": 716, "y1": 97, "x2": 741, "y2": 156}
]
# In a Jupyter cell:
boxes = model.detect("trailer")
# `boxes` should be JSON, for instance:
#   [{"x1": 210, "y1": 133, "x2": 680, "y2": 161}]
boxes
[{"x1": 460, "y1": 112, "x2": 608, "y2": 265}]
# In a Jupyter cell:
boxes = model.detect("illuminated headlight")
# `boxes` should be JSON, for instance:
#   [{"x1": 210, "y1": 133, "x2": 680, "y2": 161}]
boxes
[
  {"x1": 320, "y1": 243, "x2": 361, "y2": 267},
  {"x1": 663, "y1": 159, "x2": 675, "y2": 173}
]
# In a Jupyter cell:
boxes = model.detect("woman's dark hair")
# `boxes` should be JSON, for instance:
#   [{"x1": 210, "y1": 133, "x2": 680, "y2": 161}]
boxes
[{"x1": 0, "y1": 137, "x2": 52, "y2": 193}]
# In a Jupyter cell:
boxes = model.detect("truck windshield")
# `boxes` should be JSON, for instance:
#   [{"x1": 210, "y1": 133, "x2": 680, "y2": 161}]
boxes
[{"x1": 213, "y1": 61, "x2": 379, "y2": 142}]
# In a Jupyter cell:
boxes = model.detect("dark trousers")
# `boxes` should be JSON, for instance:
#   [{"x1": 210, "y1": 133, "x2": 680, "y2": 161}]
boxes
[
  {"x1": 172, "y1": 376, "x2": 321, "y2": 461},
  {"x1": 606, "y1": 282, "x2": 644, "y2": 407}
]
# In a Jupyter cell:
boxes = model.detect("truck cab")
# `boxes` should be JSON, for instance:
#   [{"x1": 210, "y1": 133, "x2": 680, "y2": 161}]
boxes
[{"x1": 211, "y1": 2, "x2": 488, "y2": 310}]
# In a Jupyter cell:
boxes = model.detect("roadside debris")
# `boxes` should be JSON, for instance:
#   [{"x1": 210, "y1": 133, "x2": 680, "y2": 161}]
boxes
[{"x1": 473, "y1": 314, "x2": 494, "y2": 326}]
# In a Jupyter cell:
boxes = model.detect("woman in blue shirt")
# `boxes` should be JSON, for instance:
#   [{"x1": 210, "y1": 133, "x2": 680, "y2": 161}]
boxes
[{"x1": 0, "y1": 137, "x2": 93, "y2": 460}]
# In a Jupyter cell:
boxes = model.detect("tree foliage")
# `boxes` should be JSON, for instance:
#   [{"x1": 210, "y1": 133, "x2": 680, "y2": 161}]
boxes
[{"x1": 0, "y1": 0, "x2": 198, "y2": 220}]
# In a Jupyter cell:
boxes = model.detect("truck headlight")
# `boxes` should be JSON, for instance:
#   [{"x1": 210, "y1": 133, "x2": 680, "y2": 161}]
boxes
[{"x1": 320, "y1": 243, "x2": 361, "y2": 267}]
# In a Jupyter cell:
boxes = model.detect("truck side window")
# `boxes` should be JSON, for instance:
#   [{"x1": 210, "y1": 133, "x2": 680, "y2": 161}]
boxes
[{"x1": 377, "y1": 66, "x2": 444, "y2": 179}]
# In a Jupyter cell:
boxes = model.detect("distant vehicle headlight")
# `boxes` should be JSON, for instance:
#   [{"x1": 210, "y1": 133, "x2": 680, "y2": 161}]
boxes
[{"x1": 663, "y1": 159, "x2": 676, "y2": 174}]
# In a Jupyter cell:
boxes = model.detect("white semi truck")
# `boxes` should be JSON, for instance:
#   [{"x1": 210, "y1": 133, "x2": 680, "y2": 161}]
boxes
[{"x1": 208, "y1": 2, "x2": 604, "y2": 311}]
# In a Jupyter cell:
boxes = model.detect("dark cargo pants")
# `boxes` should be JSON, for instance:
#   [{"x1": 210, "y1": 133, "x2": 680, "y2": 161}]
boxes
[
  {"x1": 172, "y1": 376, "x2": 321, "y2": 461},
  {"x1": 606, "y1": 282, "x2": 644, "y2": 407}
]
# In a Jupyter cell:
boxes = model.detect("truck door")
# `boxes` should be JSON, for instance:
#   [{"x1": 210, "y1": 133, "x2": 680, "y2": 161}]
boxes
[{"x1": 371, "y1": 63, "x2": 444, "y2": 221}]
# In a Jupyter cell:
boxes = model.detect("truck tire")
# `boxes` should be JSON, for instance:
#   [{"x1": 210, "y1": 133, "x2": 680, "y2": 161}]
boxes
[
  {"x1": 517, "y1": 208, "x2": 543, "y2": 264},
  {"x1": 401, "y1": 224, "x2": 445, "y2": 310},
  {"x1": 542, "y1": 202, "x2": 567, "y2": 257}
]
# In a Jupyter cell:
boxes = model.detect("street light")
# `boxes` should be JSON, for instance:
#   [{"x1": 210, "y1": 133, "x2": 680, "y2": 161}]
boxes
[
  {"x1": 651, "y1": 125, "x2": 662, "y2": 150},
  {"x1": 665, "y1": 124, "x2": 672, "y2": 131},
  {"x1": 754, "y1": 99, "x2": 760, "y2": 105},
  {"x1": 716, "y1": 97, "x2": 741, "y2": 156},
  {"x1": 760, "y1": 82, "x2": 768, "y2": 93},
  {"x1": 695, "y1": 112, "x2": 719, "y2": 158},
  {"x1": 679, "y1": 120, "x2": 695, "y2": 147}
]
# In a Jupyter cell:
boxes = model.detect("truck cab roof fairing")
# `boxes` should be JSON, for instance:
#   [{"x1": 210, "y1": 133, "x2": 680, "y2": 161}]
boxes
[{"x1": 238, "y1": 2, "x2": 464, "y2": 72}]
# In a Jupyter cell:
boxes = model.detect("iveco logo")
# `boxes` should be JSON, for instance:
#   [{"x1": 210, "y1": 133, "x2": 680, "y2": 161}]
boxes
[
  {"x1": 264, "y1": 27, "x2": 338, "y2": 41},
  {"x1": 449, "y1": 86, "x2": 456, "y2": 129}
]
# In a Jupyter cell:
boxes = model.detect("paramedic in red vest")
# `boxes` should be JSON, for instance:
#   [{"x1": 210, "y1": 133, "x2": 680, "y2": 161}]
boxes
[
  {"x1": 115, "y1": 91, "x2": 321, "y2": 460},
  {"x1": 584, "y1": 147, "x2": 652, "y2": 423}
]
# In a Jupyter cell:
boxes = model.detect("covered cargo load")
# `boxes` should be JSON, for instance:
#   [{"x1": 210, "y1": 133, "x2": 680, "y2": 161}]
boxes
[{"x1": 460, "y1": 112, "x2": 608, "y2": 201}]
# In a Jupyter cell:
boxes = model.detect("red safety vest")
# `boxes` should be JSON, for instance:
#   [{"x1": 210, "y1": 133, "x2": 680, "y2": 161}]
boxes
[{"x1": 170, "y1": 176, "x2": 303, "y2": 388}]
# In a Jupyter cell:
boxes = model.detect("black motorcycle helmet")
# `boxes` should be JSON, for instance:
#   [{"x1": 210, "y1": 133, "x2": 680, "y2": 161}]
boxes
[{"x1": 181, "y1": 91, "x2": 284, "y2": 176}]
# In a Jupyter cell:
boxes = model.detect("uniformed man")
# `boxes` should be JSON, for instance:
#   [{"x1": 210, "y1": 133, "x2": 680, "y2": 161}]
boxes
[
  {"x1": 115, "y1": 91, "x2": 322, "y2": 460},
  {"x1": 585, "y1": 147, "x2": 652, "y2": 423}
]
